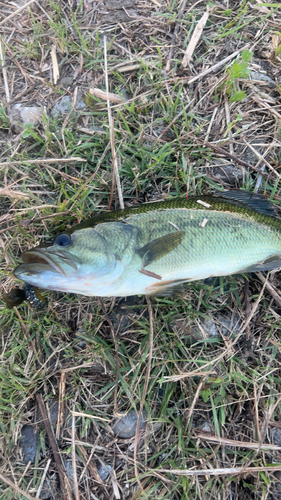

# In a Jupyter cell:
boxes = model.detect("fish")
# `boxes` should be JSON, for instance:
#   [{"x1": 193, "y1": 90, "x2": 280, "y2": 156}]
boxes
[{"x1": 13, "y1": 190, "x2": 281, "y2": 299}]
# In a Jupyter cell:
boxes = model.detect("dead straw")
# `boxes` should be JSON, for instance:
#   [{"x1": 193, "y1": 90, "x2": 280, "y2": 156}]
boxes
[
  {"x1": 104, "y1": 35, "x2": 124, "y2": 210},
  {"x1": 36, "y1": 394, "x2": 74, "y2": 500},
  {"x1": 0, "y1": 0, "x2": 35, "y2": 26},
  {"x1": 0, "y1": 472, "x2": 37, "y2": 500},
  {"x1": 134, "y1": 296, "x2": 154, "y2": 494}
]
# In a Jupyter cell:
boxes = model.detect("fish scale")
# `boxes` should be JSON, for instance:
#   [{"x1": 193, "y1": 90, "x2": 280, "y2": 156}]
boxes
[
  {"x1": 108, "y1": 208, "x2": 281, "y2": 296},
  {"x1": 13, "y1": 191, "x2": 281, "y2": 298}
]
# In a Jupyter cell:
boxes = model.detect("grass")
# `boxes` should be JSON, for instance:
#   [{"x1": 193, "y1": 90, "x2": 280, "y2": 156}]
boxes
[{"x1": 1, "y1": 0, "x2": 281, "y2": 499}]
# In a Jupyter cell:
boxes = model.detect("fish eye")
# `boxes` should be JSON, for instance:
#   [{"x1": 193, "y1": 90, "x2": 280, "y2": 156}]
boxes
[{"x1": 54, "y1": 234, "x2": 72, "y2": 247}]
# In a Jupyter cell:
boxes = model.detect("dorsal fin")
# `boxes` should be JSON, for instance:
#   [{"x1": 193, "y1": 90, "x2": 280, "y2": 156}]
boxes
[{"x1": 214, "y1": 190, "x2": 277, "y2": 217}]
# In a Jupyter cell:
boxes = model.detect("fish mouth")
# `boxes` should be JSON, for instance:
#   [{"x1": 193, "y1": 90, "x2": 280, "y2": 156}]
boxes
[{"x1": 15, "y1": 248, "x2": 79, "y2": 278}]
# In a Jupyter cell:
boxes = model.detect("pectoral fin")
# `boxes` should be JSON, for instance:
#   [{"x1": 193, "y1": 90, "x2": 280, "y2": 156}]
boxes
[
  {"x1": 240, "y1": 254, "x2": 281, "y2": 273},
  {"x1": 137, "y1": 231, "x2": 185, "y2": 267}
]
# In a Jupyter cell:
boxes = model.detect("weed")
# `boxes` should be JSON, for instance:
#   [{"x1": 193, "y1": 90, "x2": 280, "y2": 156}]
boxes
[{"x1": 224, "y1": 49, "x2": 253, "y2": 103}]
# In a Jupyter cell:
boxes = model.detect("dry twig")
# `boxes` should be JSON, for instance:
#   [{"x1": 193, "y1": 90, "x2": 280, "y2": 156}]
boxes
[
  {"x1": 244, "y1": 140, "x2": 281, "y2": 180},
  {"x1": 36, "y1": 459, "x2": 51, "y2": 498},
  {"x1": 51, "y1": 45, "x2": 59, "y2": 84},
  {"x1": 0, "y1": 472, "x2": 36, "y2": 500},
  {"x1": 56, "y1": 372, "x2": 66, "y2": 440},
  {"x1": 72, "y1": 407, "x2": 80, "y2": 500},
  {"x1": 0, "y1": 0, "x2": 35, "y2": 26},
  {"x1": 0, "y1": 157, "x2": 86, "y2": 167},
  {"x1": 182, "y1": 7, "x2": 210, "y2": 68},
  {"x1": 104, "y1": 35, "x2": 124, "y2": 210},
  {"x1": 0, "y1": 39, "x2": 10, "y2": 102},
  {"x1": 89, "y1": 88, "x2": 125, "y2": 104},
  {"x1": 98, "y1": 298, "x2": 119, "y2": 416},
  {"x1": 36, "y1": 394, "x2": 74, "y2": 500},
  {"x1": 134, "y1": 296, "x2": 154, "y2": 492},
  {"x1": 195, "y1": 432, "x2": 281, "y2": 451},
  {"x1": 155, "y1": 464, "x2": 281, "y2": 477},
  {"x1": 256, "y1": 272, "x2": 281, "y2": 308},
  {"x1": 188, "y1": 48, "x2": 245, "y2": 84},
  {"x1": 200, "y1": 140, "x2": 270, "y2": 177}
]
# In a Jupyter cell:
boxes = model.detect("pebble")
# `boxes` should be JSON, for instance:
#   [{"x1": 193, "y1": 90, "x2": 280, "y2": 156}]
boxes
[
  {"x1": 9, "y1": 104, "x2": 43, "y2": 133},
  {"x1": 98, "y1": 462, "x2": 112, "y2": 481},
  {"x1": 108, "y1": 310, "x2": 132, "y2": 332},
  {"x1": 51, "y1": 93, "x2": 86, "y2": 118},
  {"x1": 64, "y1": 460, "x2": 74, "y2": 481},
  {"x1": 202, "y1": 316, "x2": 219, "y2": 338},
  {"x1": 200, "y1": 313, "x2": 241, "y2": 339},
  {"x1": 210, "y1": 160, "x2": 243, "y2": 185},
  {"x1": 47, "y1": 399, "x2": 59, "y2": 425},
  {"x1": 250, "y1": 71, "x2": 275, "y2": 88},
  {"x1": 112, "y1": 409, "x2": 147, "y2": 438},
  {"x1": 272, "y1": 427, "x2": 281, "y2": 447},
  {"x1": 75, "y1": 327, "x2": 86, "y2": 349},
  {"x1": 200, "y1": 421, "x2": 212, "y2": 433},
  {"x1": 59, "y1": 76, "x2": 74, "y2": 88},
  {"x1": 20, "y1": 424, "x2": 37, "y2": 463},
  {"x1": 216, "y1": 313, "x2": 241, "y2": 337}
]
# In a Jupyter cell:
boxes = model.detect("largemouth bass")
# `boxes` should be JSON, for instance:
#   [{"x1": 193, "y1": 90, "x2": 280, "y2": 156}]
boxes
[{"x1": 13, "y1": 191, "x2": 281, "y2": 297}]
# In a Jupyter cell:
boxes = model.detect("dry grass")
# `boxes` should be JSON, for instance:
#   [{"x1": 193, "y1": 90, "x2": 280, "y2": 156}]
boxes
[{"x1": 1, "y1": 0, "x2": 281, "y2": 499}]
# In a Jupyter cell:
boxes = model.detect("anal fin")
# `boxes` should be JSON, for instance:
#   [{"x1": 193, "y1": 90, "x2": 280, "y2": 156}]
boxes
[{"x1": 240, "y1": 254, "x2": 281, "y2": 273}]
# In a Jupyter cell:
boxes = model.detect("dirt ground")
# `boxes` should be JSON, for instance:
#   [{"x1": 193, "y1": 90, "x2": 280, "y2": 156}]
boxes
[{"x1": 1, "y1": 0, "x2": 281, "y2": 499}]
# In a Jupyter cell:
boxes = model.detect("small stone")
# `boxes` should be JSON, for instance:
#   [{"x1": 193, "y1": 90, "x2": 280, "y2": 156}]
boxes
[
  {"x1": 89, "y1": 362, "x2": 106, "y2": 374},
  {"x1": 194, "y1": 313, "x2": 241, "y2": 340},
  {"x1": 98, "y1": 462, "x2": 112, "y2": 481},
  {"x1": 47, "y1": 400, "x2": 59, "y2": 425},
  {"x1": 51, "y1": 93, "x2": 86, "y2": 118},
  {"x1": 20, "y1": 425, "x2": 37, "y2": 463},
  {"x1": 203, "y1": 316, "x2": 219, "y2": 338},
  {"x1": 201, "y1": 421, "x2": 212, "y2": 433},
  {"x1": 210, "y1": 160, "x2": 243, "y2": 185},
  {"x1": 9, "y1": 104, "x2": 43, "y2": 133},
  {"x1": 101, "y1": 10, "x2": 133, "y2": 23},
  {"x1": 250, "y1": 71, "x2": 275, "y2": 88},
  {"x1": 108, "y1": 310, "x2": 132, "y2": 332},
  {"x1": 64, "y1": 460, "x2": 74, "y2": 481},
  {"x1": 75, "y1": 328, "x2": 86, "y2": 349},
  {"x1": 272, "y1": 427, "x2": 281, "y2": 447},
  {"x1": 216, "y1": 313, "x2": 241, "y2": 337},
  {"x1": 59, "y1": 76, "x2": 74, "y2": 88},
  {"x1": 112, "y1": 410, "x2": 147, "y2": 438}
]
